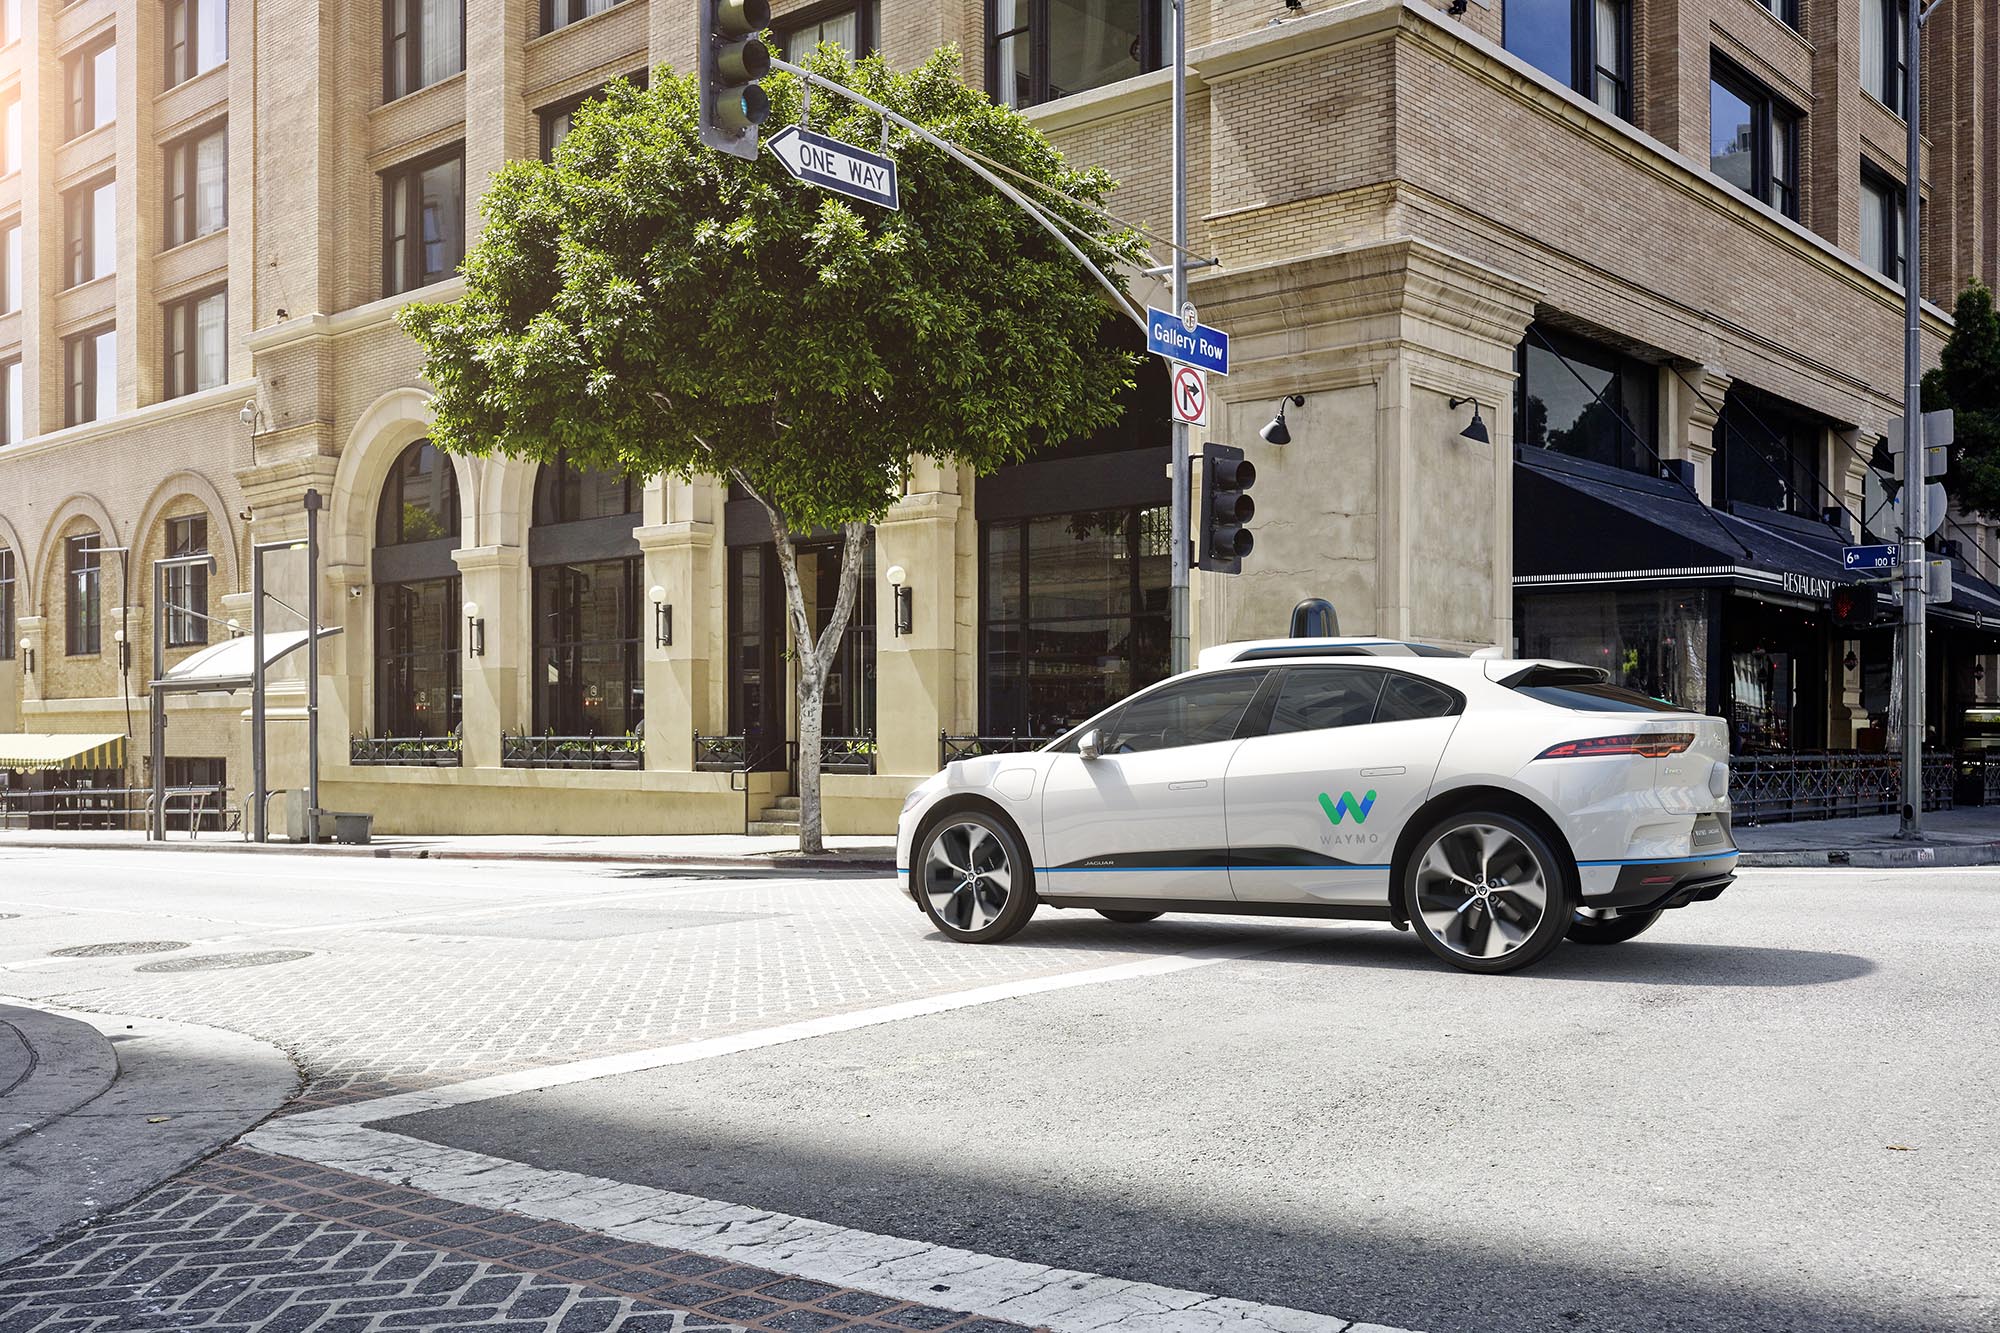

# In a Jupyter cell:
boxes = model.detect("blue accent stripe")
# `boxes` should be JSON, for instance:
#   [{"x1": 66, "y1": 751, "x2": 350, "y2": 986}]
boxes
[{"x1": 1576, "y1": 852, "x2": 1738, "y2": 867}]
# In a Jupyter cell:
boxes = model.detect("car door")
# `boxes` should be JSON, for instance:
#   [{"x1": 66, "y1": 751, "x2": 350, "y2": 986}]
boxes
[
  {"x1": 1039, "y1": 668, "x2": 1270, "y2": 902},
  {"x1": 1226, "y1": 666, "x2": 1463, "y2": 905}
]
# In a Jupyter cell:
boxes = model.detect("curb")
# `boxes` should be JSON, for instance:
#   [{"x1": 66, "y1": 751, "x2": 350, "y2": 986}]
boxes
[
  {"x1": 1738, "y1": 841, "x2": 2000, "y2": 868},
  {"x1": 0, "y1": 836, "x2": 897, "y2": 875},
  {"x1": 0, "y1": 1004, "x2": 117, "y2": 1147}
]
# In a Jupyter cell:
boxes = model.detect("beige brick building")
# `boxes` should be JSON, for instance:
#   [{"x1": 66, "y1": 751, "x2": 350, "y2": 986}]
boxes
[{"x1": 1, "y1": 0, "x2": 1996, "y2": 834}]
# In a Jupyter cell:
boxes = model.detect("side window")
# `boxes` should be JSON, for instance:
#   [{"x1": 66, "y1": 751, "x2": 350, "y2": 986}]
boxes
[
  {"x1": 1266, "y1": 667, "x2": 1385, "y2": 735},
  {"x1": 1376, "y1": 673, "x2": 1461, "y2": 722},
  {"x1": 1101, "y1": 671, "x2": 1267, "y2": 754}
]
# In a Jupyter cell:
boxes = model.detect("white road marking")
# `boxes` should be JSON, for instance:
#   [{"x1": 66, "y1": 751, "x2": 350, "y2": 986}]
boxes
[{"x1": 247, "y1": 929, "x2": 1421, "y2": 1333}]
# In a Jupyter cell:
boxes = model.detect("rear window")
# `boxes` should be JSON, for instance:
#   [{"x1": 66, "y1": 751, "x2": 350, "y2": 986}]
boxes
[{"x1": 1511, "y1": 669, "x2": 1684, "y2": 714}]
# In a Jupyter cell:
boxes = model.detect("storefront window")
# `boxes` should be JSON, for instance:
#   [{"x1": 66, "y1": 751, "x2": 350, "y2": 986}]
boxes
[
  {"x1": 982, "y1": 506, "x2": 1171, "y2": 736},
  {"x1": 1516, "y1": 324, "x2": 1657, "y2": 474},
  {"x1": 373, "y1": 440, "x2": 462, "y2": 737},
  {"x1": 531, "y1": 453, "x2": 642, "y2": 737},
  {"x1": 1717, "y1": 385, "x2": 1824, "y2": 518},
  {"x1": 1515, "y1": 587, "x2": 1711, "y2": 713}
]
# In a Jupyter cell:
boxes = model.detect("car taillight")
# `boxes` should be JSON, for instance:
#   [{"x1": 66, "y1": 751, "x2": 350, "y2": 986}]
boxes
[{"x1": 1536, "y1": 733, "x2": 1695, "y2": 760}]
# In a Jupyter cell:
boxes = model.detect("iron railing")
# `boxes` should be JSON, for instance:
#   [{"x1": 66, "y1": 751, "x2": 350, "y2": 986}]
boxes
[
  {"x1": 940, "y1": 732, "x2": 1050, "y2": 766},
  {"x1": 500, "y1": 734, "x2": 643, "y2": 770},
  {"x1": 0, "y1": 785, "x2": 229, "y2": 834},
  {"x1": 1727, "y1": 751, "x2": 1953, "y2": 824},
  {"x1": 350, "y1": 735, "x2": 463, "y2": 767},
  {"x1": 817, "y1": 735, "x2": 877, "y2": 774},
  {"x1": 693, "y1": 732, "x2": 748, "y2": 772}
]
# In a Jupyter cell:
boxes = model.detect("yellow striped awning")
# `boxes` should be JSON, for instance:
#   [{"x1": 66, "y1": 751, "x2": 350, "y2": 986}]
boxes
[{"x1": 0, "y1": 734, "x2": 128, "y2": 773}]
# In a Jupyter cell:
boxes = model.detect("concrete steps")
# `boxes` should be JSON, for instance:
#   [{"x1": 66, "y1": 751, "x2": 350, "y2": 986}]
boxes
[{"x1": 748, "y1": 795, "x2": 800, "y2": 837}]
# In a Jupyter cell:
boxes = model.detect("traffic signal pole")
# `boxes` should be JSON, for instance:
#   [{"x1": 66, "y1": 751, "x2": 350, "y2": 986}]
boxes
[{"x1": 1169, "y1": 0, "x2": 1191, "y2": 675}]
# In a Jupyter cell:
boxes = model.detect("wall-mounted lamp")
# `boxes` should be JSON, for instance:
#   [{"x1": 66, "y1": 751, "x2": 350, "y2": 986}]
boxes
[
  {"x1": 464, "y1": 601, "x2": 485, "y2": 657},
  {"x1": 1259, "y1": 394, "x2": 1306, "y2": 446},
  {"x1": 17, "y1": 639, "x2": 31, "y2": 674},
  {"x1": 1449, "y1": 396, "x2": 1491, "y2": 444},
  {"x1": 886, "y1": 565, "x2": 914, "y2": 637},
  {"x1": 650, "y1": 584, "x2": 673, "y2": 647},
  {"x1": 226, "y1": 618, "x2": 241, "y2": 638},
  {"x1": 238, "y1": 399, "x2": 267, "y2": 432},
  {"x1": 113, "y1": 628, "x2": 129, "y2": 673}
]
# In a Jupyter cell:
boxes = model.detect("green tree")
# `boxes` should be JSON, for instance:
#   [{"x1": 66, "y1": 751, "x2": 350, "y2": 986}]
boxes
[
  {"x1": 1923, "y1": 281, "x2": 2000, "y2": 516},
  {"x1": 399, "y1": 46, "x2": 1142, "y2": 851}
]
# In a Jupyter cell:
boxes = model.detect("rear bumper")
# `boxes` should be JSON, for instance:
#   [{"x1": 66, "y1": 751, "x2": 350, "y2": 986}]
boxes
[{"x1": 1580, "y1": 852, "x2": 1738, "y2": 912}]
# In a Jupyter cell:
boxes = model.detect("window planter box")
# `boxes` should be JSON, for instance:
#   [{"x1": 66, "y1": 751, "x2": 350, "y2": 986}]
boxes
[
  {"x1": 501, "y1": 734, "x2": 643, "y2": 770},
  {"x1": 350, "y1": 735, "x2": 463, "y2": 767}
]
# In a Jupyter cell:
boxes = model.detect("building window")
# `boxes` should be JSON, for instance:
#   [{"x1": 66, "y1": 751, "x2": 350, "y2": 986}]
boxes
[
  {"x1": 1860, "y1": 164, "x2": 1907, "y2": 283},
  {"x1": 987, "y1": 1, "x2": 1170, "y2": 110},
  {"x1": 1861, "y1": 0, "x2": 1908, "y2": 112},
  {"x1": 3, "y1": 219, "x2": 19, "y2": 311},
  {"x1": 532, "y1": 453, "x2": 641, "y2": 737},
  {"x1": 1709, "y1": 58, "x2": 1799, "y2": 218},
  {"x1": 0, "y1": 547, "x2": 13, "y2": 659},
  {"x1": 64, "y1": 176, "x2": 117, "y2": 287},
  {"x1": 382, "y1": 148, "x2": 463, "y2": 296},
  {"x1": 2, "y1": 358, "x2": 20, "y2": 444},
  {"x1": 1753, "y1": 0, "x2": 1798, "y2": 28},
  {"x1": 164, "y1": 0, "x2": 228, "y2": 86},
  {"x1": 65, "y1": 37, "x2": 117, "y2": 139},
  {"x1": 373, "y1": 440, "x2": 462, "y2": 739},
  {"x1": 2, "y1": 0, "x2": 19, "y2": 46},
  {"x1": 64, "y1": 325, "x2": 116, "y2": 426},
  {"x1": 541, "y1": 0, "x2": 622, "y2": 34},
  {"x1": 981, "y1": 506, "x2": 1171, "y2": 737},
  {"x1": 538, "y1": 69, "x2": 647, "y2": 160},
  {"x1": 2, "y1": 95, "x2": 18, "y2": 174},
  {"x1": 384, "y1": 0, "x2": 464, "y2": 101},
  {"x1": 1718, "y1": 385, "x2": 1825, "y2": 517},
  {"x1": 165, "y1": 514, "x2": 208, "y2": 647},
  {"x1": 163, "y1": 287, "x2": 227, "y2": 399},
  {"x1": 774, "y1": 1, "x2": 878, "y2": 60},
  {"x1": 66, "y1": 533, "x2": 101, "y2": 656},
  {"x1": 164, "y1": 123, "x2": 227, "y2": 247},
  {"x1": 1503, "y1": 0, "x2": 1631, "y2": 119},
  {"x1": 1515, "y1": 324, "x2": 1658, "y2": 474}
]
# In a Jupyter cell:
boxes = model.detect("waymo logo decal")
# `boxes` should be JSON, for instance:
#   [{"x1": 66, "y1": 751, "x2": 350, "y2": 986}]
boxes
[{"x1": 1318, "y1": 790, "x2": 1377, "y2": 825}]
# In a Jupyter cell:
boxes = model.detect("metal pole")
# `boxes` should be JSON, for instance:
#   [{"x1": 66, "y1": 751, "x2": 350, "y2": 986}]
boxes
[
  {"x1": 1899, "y1": 0, "x2": 1926, "y2": 837},
  {"x1": 1169, "y1": 0, "x2": 1190, "y2": 675},
  {"x1": 150, "y1": 559, "x2": 165, "y2": 842},
  {"x1": 304, "y1": 490, "x2": 322, "y2": 846},
  {"x1": 251, "y1": 544, "x2": 267, "y2": 842}
]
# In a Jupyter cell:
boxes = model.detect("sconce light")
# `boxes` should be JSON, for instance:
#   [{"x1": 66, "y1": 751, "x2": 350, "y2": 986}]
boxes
[
  {"x1": 464, "y1": 601, "x2": 485, "y2": 658},
  {"x1": 226, "y1": 618, "x2": 241, "y2": 638},
  {"x1": 886, "y1": 564, "x2": 914, "y2": 637},
  {"x1": 113, "y1": 628, "x2": 129, "y2": 673},
  {"x1": 238, "y1": 399, "x2": 266, "y2": 432},
  {"x1": 1845, "y1": 650, "x2": 1859, "y2": 673},
  {"x1": 17, "y1": 639, "x2": 31, "y2": 674},
  {"x1": 1449, "y1": 396, "x2": 1490, "y2": 444},
  {"x1": 650, "y1": 584, "x2": 672, "y2": 647},
  {"x1": 1259, "y1": 395, "x2": 1306, "y2": 446}
]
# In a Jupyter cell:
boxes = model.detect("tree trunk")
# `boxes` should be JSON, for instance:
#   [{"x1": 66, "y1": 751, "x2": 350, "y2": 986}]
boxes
[{"x1": 738, "y1": 474, "x2": 867, "y2": 855}]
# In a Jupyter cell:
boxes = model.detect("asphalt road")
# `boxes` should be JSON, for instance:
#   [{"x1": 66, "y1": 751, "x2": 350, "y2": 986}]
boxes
[{"x1": 388, "y1": 869, "x2": 2000, "y2": 1333}]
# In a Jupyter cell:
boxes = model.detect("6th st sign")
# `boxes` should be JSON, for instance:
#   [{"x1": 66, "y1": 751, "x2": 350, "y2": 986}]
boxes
[{"x1": 766, "y1": 125, "x2": 900, "y2": 210}]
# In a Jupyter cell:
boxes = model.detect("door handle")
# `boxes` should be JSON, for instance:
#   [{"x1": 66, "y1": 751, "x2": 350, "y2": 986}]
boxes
[
  {"x1": 1359, "y1": 766, "x2": 1406, "y2": 777},
  {"x1": 1168, "y1": 780, "x2": 1209, "y2": 790}
]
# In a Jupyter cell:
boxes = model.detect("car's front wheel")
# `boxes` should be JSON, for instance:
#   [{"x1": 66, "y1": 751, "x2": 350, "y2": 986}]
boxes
[
  {"x1": 1402, "y1": 812, "x2": 1575, "y2": 974},
  {"x1": 917, "y1": 809, "x2": 1037, "y2": 943},
  {"x1": 1567, "y1": 909, "x2": 1661, "y2": 945}
]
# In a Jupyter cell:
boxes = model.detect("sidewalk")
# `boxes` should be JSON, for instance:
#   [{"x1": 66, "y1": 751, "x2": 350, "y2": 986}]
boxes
[
  {"x1": 1732, "y1": 805, "x2": 2000, "y2": 867},
  {"x1": 0, "y1": 827, "x2": 899, "y2": 871}
]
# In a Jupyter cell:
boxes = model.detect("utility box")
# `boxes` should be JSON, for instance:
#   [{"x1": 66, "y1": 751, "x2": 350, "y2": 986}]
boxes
[{"x1": 285, "y1": 790, "x2": 373, "y2": 844}]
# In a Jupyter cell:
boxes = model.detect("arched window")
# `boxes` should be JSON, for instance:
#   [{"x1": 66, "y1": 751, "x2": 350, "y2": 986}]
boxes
[
  {"x1": 530, "y1": 451, "x2": 642, "y2": 738},
  {"x1": 376, "y1": 439, "x2": 461, "y2": 546},
  {"x1": 371, "y1": 441, "x2": 461, "y2": 739}
]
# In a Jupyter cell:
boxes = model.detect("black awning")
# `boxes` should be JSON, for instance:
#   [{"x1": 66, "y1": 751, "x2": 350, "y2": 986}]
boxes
[{"x1": 1514, "y1": 449, "x2": 2000, "y2": 627}]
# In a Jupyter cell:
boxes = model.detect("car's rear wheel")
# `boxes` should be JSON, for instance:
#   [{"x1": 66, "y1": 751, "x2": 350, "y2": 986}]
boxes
[
  {"x1": 1567, "y1": 909, "x2": 1661, "y2": 945},
  {"x1": 1402, "y1": 812, "x2": 1574, "y2": 974},
  {"x1": 1096, "y1": 909, "x2": 1163, "y2": 923},
  {"x1": 917, "y1": 810, "x2": 1036, "y2": 943}
]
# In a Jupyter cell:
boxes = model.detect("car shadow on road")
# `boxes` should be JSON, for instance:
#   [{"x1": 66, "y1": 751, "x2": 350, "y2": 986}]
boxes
[{"x1": 958, "y1": 914, "x2": 1875, "y2": 988}]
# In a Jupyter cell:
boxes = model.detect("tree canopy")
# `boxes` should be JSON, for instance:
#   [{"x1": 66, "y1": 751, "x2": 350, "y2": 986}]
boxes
[
  {"x1": 399, "y1": 45, "x2": 1145, "y2": 530},
  {"x1": 1923, "y1": 281, "x2": 2000, "y2": 516}
]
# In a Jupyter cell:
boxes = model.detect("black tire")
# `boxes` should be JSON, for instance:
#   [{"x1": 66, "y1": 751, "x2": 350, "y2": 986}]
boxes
[
  {"x1": 1096, "y1": 909, "x2": 1164, "y2": 924},
  {"x1": 914, "y1": 808, "x2": 1037, "y2": 943},
  {"x1": 1567, "y1": 909, "x2": 1662, "y2": 945},
  {"x1": 1400, "y1": 810, "x2": 1576, "y2": 974}
]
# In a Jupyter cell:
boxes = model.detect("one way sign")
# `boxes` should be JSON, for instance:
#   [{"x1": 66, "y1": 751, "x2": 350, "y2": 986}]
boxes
[{"x1": 766, "y1": 125, "x2": 900, "y2": 211}]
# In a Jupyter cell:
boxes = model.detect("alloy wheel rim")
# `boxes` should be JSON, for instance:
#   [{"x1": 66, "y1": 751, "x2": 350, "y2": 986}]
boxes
[
  {"x1": 1413, "y1": 822, "x2": 1549, "y2": 960},
  {"x1": 923, "y1": 820, "x2": 1014, "y2": 931}
]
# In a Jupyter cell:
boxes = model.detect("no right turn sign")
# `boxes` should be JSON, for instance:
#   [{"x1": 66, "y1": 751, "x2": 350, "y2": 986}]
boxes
[{"x1": 1171, "y1": 365, "x2": 1209, "y2": 428}]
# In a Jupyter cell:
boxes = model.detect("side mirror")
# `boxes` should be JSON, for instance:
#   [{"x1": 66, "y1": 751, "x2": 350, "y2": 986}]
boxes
[{"x1": 1078, "y1": 728, "x2": 1102, "y2": 761}]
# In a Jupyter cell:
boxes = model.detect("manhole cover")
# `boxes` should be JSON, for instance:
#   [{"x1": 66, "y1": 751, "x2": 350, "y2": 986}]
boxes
[
  {"x1": 49, "y1": 941, "x2": 189, "y2": 958},
  {"x1": 135, "y1": 950, "x2": 314, "y2": 973}
]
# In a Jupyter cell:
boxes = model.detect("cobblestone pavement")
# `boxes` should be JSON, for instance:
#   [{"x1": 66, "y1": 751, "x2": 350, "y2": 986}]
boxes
[{"x1": 0, "y1": 850, "x2": 1258, "y2": 1331}]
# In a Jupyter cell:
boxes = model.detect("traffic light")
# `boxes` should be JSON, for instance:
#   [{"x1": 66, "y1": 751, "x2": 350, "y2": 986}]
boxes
[
  {"x1": 699, "y1": 0, "x2": 771, "y2": 160},
  {"x1": 1198, "y1": 443, "x2": 1256, "y2": 574},
  {"x1": 1830, "y1": 583, "x2": 1883, "y2": 629}
]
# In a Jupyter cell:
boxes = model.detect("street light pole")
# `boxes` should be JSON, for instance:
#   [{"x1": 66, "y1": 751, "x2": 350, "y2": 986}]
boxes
[{"x1": 1168, "y1": 0, "x2": 1190, "y2": 675}]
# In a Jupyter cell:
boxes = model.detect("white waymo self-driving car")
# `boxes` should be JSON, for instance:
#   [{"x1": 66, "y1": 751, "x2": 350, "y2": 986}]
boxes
[{"x1": 896, "y1": 638, "x2": 1736, "y2": 974}]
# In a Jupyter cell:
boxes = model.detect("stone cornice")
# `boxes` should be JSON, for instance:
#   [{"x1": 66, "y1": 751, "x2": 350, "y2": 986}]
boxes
[
  {"x1": 0, "y1": 383, "x2": 244, "y2": 466},
  {"x1": 244, "y1": 278, "x2": 469, "y2": 357}
]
